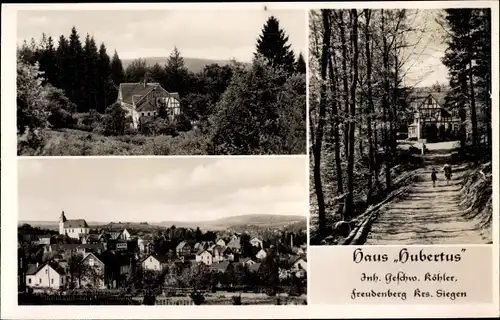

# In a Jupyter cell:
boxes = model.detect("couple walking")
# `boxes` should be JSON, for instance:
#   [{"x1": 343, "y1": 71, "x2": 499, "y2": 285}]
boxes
[{"x1": 431, "y1": 163, "x2": 452, "y2": 187}]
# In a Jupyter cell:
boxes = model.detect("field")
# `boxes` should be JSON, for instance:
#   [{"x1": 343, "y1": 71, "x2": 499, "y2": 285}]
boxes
[{"x1": 18, "y1": 128, "x2": 211, "y2": 156}]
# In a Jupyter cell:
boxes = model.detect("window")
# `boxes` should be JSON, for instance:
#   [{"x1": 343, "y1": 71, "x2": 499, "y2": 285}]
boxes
[
  {"x1": 45, "y1": 269, "x2": 48, "y2": 274},
  {"x1": 28, "y1": 278, "x2": 32, "y2": 284},
  {"x1": 89, "y1": 258, "x2": 94, "y2": 267},
  {"x1": 39, "y1": 279, "x2": 42, "y2": 284},
  {"x1": 150, "y1": 257, "x2": 152, "y2": 262},
  {"x1": 51, "y1": 279, "x2": 54, "y2": 284}
]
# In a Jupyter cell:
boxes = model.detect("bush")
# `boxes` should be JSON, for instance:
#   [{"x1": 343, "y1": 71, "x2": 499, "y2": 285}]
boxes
[
  {"x1": 189, "y1": 291, "x2": 205, "y2": 305},
  {"x1": 232, "y1": 295, "x2": 242, "y2": 305}
]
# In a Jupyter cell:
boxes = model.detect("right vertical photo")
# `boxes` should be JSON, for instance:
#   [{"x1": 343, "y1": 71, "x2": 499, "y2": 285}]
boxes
[{"x1": 308, "y1": 8, "x2": 493, "y2": 246}]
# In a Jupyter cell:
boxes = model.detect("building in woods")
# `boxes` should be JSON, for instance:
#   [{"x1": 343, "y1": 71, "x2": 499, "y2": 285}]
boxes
[
  {"x1": 405, "y1": 86, "x2": 462, "y2": 142},
  {"x1": 116, "y1": 81, "x2": 181, "y2": 129}
]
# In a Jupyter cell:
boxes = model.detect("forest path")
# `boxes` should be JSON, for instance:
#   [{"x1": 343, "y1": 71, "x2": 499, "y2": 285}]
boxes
[{"x1": 364, "y1": 141, "x2": 488, "y2": 245}]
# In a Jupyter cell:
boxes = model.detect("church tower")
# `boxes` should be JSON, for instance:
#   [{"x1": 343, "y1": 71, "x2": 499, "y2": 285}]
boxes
[{"x1": 59, "y1": 211, "x2": 67, "y2": 235}]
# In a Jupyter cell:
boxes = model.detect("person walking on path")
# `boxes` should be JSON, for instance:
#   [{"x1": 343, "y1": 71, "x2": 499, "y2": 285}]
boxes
[
  {"x1": 431, "y1": 168, "x2": 438, "y2": 188},
  {"x1": 443, "y1": 163, "x2": 452, "y2": 185}
]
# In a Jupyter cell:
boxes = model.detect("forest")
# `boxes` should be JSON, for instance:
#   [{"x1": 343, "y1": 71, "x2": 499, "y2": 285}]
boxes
[
  {"x1": 17, "y1": 16, "x2": 307, "y2": 156},
  {"x1": 309, "y1": 9, "x2": 492, "y2": 244}
]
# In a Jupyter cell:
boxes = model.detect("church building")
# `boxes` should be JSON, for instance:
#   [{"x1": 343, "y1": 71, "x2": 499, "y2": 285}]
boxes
[{"x1": 59, "y1": 211, "x2": 90, "y2": 240}]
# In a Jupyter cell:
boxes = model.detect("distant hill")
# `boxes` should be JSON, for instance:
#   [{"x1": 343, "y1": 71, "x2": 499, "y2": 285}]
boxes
[
  {"x1": 19, "y1": 214, "x2": 306, "y2": 232},
  {"x1": 156, "y1": 214, "x2": 306, "y2": 231},
  {"x1": 121, "y1": 57, "x2": 234, "y2": 74}
]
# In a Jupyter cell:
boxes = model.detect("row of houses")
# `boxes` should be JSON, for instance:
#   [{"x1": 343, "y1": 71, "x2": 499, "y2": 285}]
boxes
[{"x1": 19, "y1": 213, "x2": 307, "y2": 292}]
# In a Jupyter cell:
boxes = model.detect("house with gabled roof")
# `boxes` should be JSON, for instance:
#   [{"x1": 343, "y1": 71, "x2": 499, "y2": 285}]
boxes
[
  {"x1": 58, "y1": 211, "x2": 89, "y2": 240},
  {"x1": 26, "y1": 262, "x2": 67, "y2": 290},
  {"x1": 141, "y1": 254, "x2": 170, "y2": 272},
  {"x1": 405, "y1": 86, "x2": 462, "y2": 142},
  {"x1": 195, "y1": 249, "x2": 213, "y2": 266},
  {"x1": 175, "y1": 241, "x2": 191, "y2": 257},
  {"x1": 81, "y1": 252, "x2": 106, "y2": 289},
  {"x1": 116, "y1": 80, "x2": 181, "y2": 129},
  {"x1": 210, "y1": 260, "x2": 233, "y2": 273}
]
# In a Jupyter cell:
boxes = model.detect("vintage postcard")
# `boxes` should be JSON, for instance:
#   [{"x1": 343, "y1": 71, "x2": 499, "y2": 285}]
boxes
[
  {"x1": 14, "y1": 7, "x2": 306, "y2": 156},
  {"x1": 1, "y1": 1, "x2": 499, "y2": 320}
]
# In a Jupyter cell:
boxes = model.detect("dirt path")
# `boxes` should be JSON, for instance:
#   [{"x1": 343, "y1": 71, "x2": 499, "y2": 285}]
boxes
[{"x1": 364, "y1": 144, "x2": 489, "y2": 245}]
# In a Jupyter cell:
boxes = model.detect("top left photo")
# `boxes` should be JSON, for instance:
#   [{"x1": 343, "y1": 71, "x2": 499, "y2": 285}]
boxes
[{"x1": 15, "y1": 7, "x2": 307, "y2": 156}]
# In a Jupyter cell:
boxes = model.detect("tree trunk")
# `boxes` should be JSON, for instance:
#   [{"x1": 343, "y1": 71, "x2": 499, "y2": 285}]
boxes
[
  {"x1": 364, "y1": 9, "x2": 375, "y2": 203},
  {"x1": 343, "y1": 9, "x2": 359, "y2": 221},
  {"x1": 338, "y1": 11, "x2": 350, "y2": 159},
  {"x1": 313, "y1": 9, "x2": 331, "y2": 238},
  {"x1": 381, "y1": 9, "x2": 392, "y2": 191},
  {"x1": 328, "y1": 54, "x2": 344, "y2": 195},
  {"x1": 468, "y1": 59, "x2": 478, "y2": 162}
]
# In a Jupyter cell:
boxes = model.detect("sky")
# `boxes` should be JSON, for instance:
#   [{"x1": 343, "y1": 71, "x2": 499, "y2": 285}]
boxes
[
  {"x1": 18, "y1": 157, "x2": 308, "y2": 223},
  {"x1": 398, "y1": 9, "x2": 449, "y2": 88},
  {"x1": 16, "y1": 9, "x2": 306, "y2": 62}
]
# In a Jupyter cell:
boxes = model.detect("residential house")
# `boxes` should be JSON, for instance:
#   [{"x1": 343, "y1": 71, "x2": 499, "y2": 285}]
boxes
[
  {"x1": 222, "y1": 247, "x2": 235, "y2": 261},
  {"x1": 81, "y1": 234, "x2": 100, "y2": 244},
  {"x1": 45, "y1": 244, "x2": 105, "y2": 256},
  {"x1": 26, "y1": 262, "x2": 67, "y2": 290},
  {"x1": 248, "y1": 262, "x2": 262, "y2": 274},
  {"x1": 176, "y1": 241, "x2": 191, "y2": 257},
  {"x1": 195, "y1": 249, "x2": 213, "y2": 266},
  {"x1": 137, "y1": 235, "x2": 154, "y2": 254},
  {"x1": 81, "y1": 252, "x2": 106, "y2": 289},
  {"x1": 250, "y1": 237, "x2": 263, "y2": 249},
  {"x1": 226, "y1": 238, "x2": 241, "y2": 254},
  {"x1": 58, "y1": 211, "x2": 90, "y2": 240},
  {"x1": 240, "y1": 257, "x2": 257, "y2": 266},
  {"x1": 405, "y1": 86, "x2": 462, "y2": 142},
  {"x1": 215, "y1": 238, "x2": 226, "y2": 247},
  {"x1": 208, "y1": 245, "x2": 224, "y2": 263},
  {"x1": 255, "y1": 249, "x2": 267, "y2": 260},
  {"x1": 35, "y1": 235, "x2": 52, "y2": 245},
  {"x1": 289, "y1": 256, "x2": 307, "y2": 274},
  {"x1": 210, "y1": 261, "x2": 233, "y2": 274},
  {"x1": 116, "y1": 81, "x2": 181, "y2": 129},
  {"x1": 142, "y1": 254, "x2": 170, "y2": 272},
  {"x1": 120, "y1": 229, "x2": 132, "y2": 241}
]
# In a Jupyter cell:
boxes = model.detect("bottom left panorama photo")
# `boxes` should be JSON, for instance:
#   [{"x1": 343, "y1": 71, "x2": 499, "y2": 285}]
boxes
[{"x1": 16, "y1": 156, "x2": 308, "y2": 305}]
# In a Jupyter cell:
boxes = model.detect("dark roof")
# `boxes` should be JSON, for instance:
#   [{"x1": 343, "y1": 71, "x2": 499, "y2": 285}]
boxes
[
  {"x1": 136, "y1": 100, "x2": 157, "y2": 112},
  {"x1": 26, "y1": 262, "x2": 65, "y2": 276},
  {"x1": 288, "y1": 256, "x2": 306, "y2": 267},
  {"x1": 248, "y1": 262, "x2": 262, "y2": 273},
  {"x1": 119, "y1": 83, "x2": 158, "y2": 105},
  {"x1": 176, "y1": 241, "x2": 189, "y2": 250},
  {"x1": 49, "y1": 243, "x2": 104, "y2": 251},
  {"x1": 153, "y1": 254, "x2": 170, "y2": 263},
  {"x1": 63, "y1": 219, "x2": 88, "y2": 228},
  {"x1": 226, "y1": 238, "x2": 241, "y2": 249},
  {"x1": 210, "y1": 261, "x2": 231, "y2": 272}
]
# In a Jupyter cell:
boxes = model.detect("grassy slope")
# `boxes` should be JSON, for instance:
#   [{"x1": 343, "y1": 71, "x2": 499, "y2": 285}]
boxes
[{"x1": 18, "y1": 128, "x2": 210, "y2": 156}]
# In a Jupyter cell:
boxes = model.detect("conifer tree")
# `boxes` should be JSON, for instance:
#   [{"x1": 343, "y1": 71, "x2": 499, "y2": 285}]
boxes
[
  {"x1": 68, "y1": 27, "x2": 85, "y2": 109},
  {"x1": 254, "y1": 16, "x2": 296, "y2": 73},
  {"x1": 83, "y1": 34, "x2": 99, "y2": 112},
  {"x1": 295, "y1": 53, "x2": 306, "y2": 74},
  {"x1": 163, "y1": 47, "x2": 190, "y2": 96},
  {"x1": 55, "y1": 35, "x2": 70, "y2": 92},
  {"x1": 110, "y1": 50, "x2": 126, "y2": 88},
  {"x1": 97, "y1": 43, "x2": 113, "y2": 112}
]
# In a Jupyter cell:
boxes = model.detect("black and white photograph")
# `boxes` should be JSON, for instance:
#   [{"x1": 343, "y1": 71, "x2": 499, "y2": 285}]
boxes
[
  {"x1": 17, "y1": 157, "x2": 308, "y2": 305},
  {"x1": 309, "y1": 8, "x2": 493, "y2": 245},
  {"x1": 16, "y1": 9, "x2": 306, "y2": 156}
]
